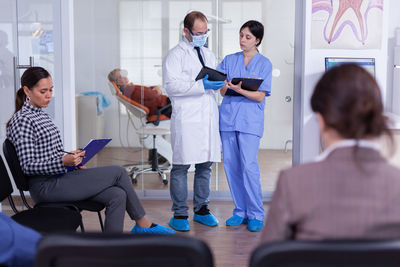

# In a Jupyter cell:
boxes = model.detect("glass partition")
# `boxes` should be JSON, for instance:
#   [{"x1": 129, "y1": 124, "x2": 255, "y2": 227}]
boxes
[
  {"x1": 0, "y1": 0, "x2": 63, "y2": 141},
  {"x1": 74, "y1": 0, "x2": 295, "y2": 197}
]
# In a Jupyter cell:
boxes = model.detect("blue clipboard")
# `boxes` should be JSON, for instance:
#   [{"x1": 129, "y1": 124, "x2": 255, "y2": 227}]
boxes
[{"x1": 66, "y1": 138, "x2": 112, "y2": 172}]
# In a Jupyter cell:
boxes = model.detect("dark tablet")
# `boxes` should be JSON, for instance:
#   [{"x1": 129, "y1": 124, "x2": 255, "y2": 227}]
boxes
[
  {"x1": 231, "y1": 78, "x2": 264, "y2": 91},
  {"x1": 195, "y1": 66, "x2": 227, "y2": 81}
]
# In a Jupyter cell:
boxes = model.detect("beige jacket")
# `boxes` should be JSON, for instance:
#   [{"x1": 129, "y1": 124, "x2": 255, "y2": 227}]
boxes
[{"x1": 262, "y1": 146, "x2": 400, "y2": 242}]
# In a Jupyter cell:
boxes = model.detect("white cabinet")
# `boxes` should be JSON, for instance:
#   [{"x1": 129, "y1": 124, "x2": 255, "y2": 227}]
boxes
[{"x1": 76, "y1": 95, "x2": 104, "y2": 148}]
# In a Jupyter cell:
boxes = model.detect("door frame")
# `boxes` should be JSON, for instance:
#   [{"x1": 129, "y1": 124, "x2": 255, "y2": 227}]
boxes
[{"x1": 58, "y1": 0, "x2": 76, "y2": 150}]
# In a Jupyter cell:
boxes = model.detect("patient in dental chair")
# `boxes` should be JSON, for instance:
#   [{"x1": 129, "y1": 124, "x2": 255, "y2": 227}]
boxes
[{"x1": 108, "y1": 68, "x2": 172, "y2": 118}]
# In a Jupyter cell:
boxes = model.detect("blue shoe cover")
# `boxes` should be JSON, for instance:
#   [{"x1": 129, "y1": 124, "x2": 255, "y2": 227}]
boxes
[
  {"x1": 226, "y1": 215, "x2": 247, "y2": 226},
  {"x1": 193, "y1": 213, "x2": 219, "y2": 226},
  {"x1": 131, "y1": 224, "x2": 176, "y2": 235},
  {"x1": 247, "y1": 219, "x2": 264, "y2": 232},
  {"x1": 169, "y1": 217, "x2": 190, "y2": 232}
]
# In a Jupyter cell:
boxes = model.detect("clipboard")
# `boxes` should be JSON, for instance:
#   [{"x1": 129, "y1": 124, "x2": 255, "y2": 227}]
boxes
[
  {"x1": 231, "y1": 78, "x2": 263, "y2": 91},
  {"x1": 195, "y1": 66, "x2": 227, "y2": 81},
  {"x1": 66, "y1": 138, "x2": 112, "y2": 172},
  {"x1": 225, "y1": 78, "x2": 264, "y2": 96}
]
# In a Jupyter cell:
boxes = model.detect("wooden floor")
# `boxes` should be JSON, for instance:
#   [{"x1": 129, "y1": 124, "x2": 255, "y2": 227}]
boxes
[
  {"x1": 87, "y1": 147, "x2": 293, "y2": 192},
  {"x1": 1, "y1": 199, "x2": 269, "y2": 267}
]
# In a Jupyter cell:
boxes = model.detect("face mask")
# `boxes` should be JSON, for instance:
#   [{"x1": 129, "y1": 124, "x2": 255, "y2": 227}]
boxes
[
  {"x1": 189, "y1": 29, "x2": 209, "y2": 47},
  {"x1": 191, "y1": 34, "x2": 208, "y2": 47}
]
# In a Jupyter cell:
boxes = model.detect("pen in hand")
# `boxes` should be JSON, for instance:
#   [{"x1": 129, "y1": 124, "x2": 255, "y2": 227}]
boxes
[{"x1": 61, "y1": 150, "x2": 84, "y2": 157}]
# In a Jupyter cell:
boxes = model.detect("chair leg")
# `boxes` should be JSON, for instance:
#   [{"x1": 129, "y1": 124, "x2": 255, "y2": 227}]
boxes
[
  {"x1": 151, "y1": 135, "x2": 168, "y2": 184},
  {"x1": 8, "y1": 196, "x2": 20, "y2": 214},
  {"x1": 157, "y1": 169, "x2": 168, "y2": 185},
  {"x1": 151, "y1": 135, "x2": 158, "y2": 172},
  {"x1": 131, "y1": 135, "x2": 169, "y2": 185},
  {"x1": 97, "y1": 211, "x2": 105, "y2": 232},
  {"x1": 20, "y1": 190, "x2": 33, "y2": 209},
  {"x1": 80, "y1": 221, "x2": 85, "y2": 232},
  {"x1": 66, "y1": 205, "x2": 85, "y2": 232},
  {"x1": 131, "y1": 167, "x2": 152, "y2": 184},
  {"x1": 152, "y1": 144, "x2": 168, "y2": 184},
  {"x1": 151, "y1": 148, "x2": 158, "y2": 171}
]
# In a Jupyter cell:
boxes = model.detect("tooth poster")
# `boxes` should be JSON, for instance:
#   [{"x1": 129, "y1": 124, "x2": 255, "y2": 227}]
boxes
[{"x1": 311, "y1": 0, "x2": 383, "y2": 49}]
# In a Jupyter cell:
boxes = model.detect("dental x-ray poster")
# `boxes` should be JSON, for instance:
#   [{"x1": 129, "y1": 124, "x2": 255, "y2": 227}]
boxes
[{"x1": 311, "y1": 0, "x2": 383, "y2": 49}]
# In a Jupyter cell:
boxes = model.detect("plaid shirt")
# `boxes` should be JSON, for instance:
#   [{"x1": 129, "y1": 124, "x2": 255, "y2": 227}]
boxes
[{"x1": 6, "y1": 102, "x2": 66, "y2": 176}]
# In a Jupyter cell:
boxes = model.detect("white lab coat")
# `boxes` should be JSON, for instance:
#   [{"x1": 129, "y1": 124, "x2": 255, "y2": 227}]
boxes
[{"x1": 163, "y1": 37, "x2": 221, "y2": 165}]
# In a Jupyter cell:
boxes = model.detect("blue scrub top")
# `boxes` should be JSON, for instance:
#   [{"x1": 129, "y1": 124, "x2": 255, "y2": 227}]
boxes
[{"x1": 217, "y1": 51, "x2": 272, "y2": 137}]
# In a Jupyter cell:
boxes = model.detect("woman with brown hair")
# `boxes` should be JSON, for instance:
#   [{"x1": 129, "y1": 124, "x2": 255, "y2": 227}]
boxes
[
  {"x1": 262, "y1": 64, "x2": 400, "y2": 242},
  {"x1": 6, "y1": 66, "x2": 175, "y2": 234}
]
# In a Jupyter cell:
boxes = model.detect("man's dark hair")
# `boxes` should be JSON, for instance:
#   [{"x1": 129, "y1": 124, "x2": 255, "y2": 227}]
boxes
[{"x1": 183, "y1": 11, "x2": 207, "y2": 30}]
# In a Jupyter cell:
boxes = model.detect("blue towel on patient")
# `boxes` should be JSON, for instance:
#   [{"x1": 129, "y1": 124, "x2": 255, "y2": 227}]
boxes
[{"x1": 80, "y1": 91, "x2": 111, "y2": 115}]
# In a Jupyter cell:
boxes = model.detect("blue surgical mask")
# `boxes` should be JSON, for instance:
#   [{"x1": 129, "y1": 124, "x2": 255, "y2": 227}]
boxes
[{"x1": 189, "y1": 29, "x2": 209, "y2": 47}]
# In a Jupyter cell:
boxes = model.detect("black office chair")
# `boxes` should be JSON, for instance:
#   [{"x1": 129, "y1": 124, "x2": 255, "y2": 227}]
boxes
[
  {"x1": 250, "y1": 240, "x2": 400, "y2": 267},
  {"x1": 3, "y1": 139, "x2": 106, "y2": 232},
  {"x1": 0, "y1": 155, "x2": 82, "y2": 232},
  {"x1": 35, "y1": 233, "x2": 214, "y2": 267}
]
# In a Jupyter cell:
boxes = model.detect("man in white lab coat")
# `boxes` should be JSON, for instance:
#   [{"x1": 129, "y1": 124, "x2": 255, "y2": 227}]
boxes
[{"x1": 163, "y1": 11, "x2": 225, "y2": 232}]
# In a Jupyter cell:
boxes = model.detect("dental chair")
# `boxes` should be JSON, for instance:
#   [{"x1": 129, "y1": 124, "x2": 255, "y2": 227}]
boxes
[{"x1": 109, "y1": 81, "x2": 172, "y2": 185}]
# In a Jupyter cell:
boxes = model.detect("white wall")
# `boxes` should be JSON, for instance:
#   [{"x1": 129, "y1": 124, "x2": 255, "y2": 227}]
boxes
[
  {"x1": 74, "y1": 0, "x2": 138, "y2": 147},
  {"x1": 298, "y1": 0, "x2": 390, "y2": 163}
]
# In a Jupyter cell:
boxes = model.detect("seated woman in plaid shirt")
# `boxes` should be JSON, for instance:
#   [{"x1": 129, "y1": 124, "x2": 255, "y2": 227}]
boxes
[{"x1": 6, "y1": 66, "x2": 175, "y2": 234}]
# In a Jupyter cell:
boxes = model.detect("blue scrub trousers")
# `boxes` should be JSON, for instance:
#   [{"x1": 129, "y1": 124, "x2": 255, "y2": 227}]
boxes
[{"x1": 220, "y1": 131, "x2": 264, "y2": 221}]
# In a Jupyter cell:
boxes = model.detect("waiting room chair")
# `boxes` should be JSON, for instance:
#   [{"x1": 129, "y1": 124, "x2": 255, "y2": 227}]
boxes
[
  {"x1": 35, "y1": 233, "x2": 214, "y2": 267},
  {"x1": 109, "y1": 81, "x2": 172, "y2": 185},
  {"x1": 250, "y1": 240, "x2": 400, "y2": 267},
  {"x1": 0, "y1": 155, "x2": 82, "y2": 232},
  {"x1": 2, "y1": 139, "x2": 106, "y2": 232}
]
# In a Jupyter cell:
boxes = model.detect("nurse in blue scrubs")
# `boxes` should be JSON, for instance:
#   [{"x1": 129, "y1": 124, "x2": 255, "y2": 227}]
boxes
[{"x1": 217, "y1": 20, "x2": 272, "y2": 232}]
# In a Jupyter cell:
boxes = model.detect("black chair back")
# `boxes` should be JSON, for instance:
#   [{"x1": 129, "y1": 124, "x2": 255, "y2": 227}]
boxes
[
  {"x1": 3, "y1": 139, "x2": 105, "y2": 231},
  {"x1": 36, "y1": 233, "x2": 214, "y2": 267},
  {"x1": 250, "y1": 240, "x2": 400, "y2": 267},
  {"x1": 0, "y1": 155, "x2": 14, "y2": 202},
  {"x1": 3, "y1": 139, "x2": 29, "y2": 191},
  {"x1": 0, "y1": 155, "x2": 82, "y2": 232}
]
